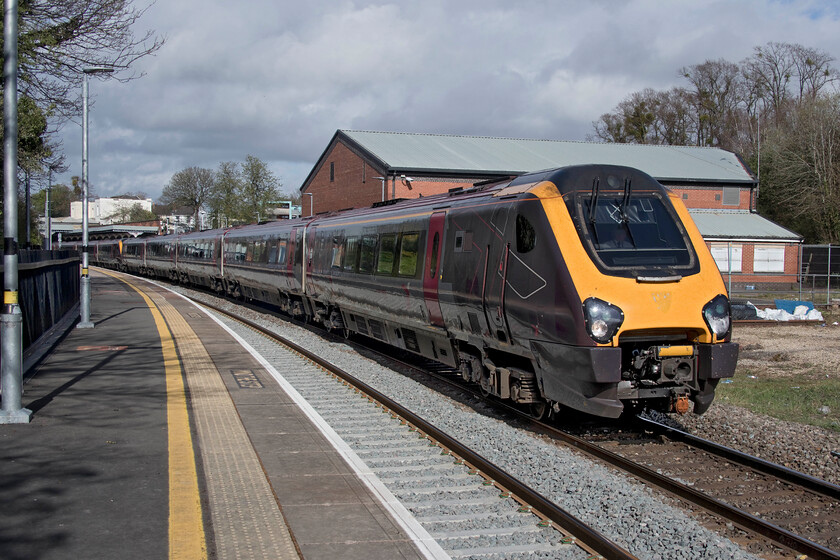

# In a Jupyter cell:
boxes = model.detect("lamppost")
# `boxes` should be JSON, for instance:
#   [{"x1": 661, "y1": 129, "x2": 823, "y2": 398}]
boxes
[
  {"x1": 78, "y1": 66, "x2": 114, "y2": 329},
  {"x1": 305, "y1": 193, "x2": 313, "y2": 217},
  {"x1": 45, "y1": 168, "x2": 52, "y2": 250},
  {"x1": 1, "y1": 0, "x2": 32, "y2": 423}
]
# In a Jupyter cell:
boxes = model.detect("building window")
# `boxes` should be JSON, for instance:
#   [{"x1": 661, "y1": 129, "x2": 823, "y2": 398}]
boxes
[
  {"x1": 330, "y1": 162, "x2": 335, "y2": 182},
  {"x1": 682, "y1": 193, "x2": 688, "y2": 200},
  {"x1": 754, "y1": 245, "x2": 785, "y2": 273},
  {"x1": 710, "y1": 243, "x2": 742, "y2": 273},
  {"x1": 723, "y1": 187, "x2": 739, "y2": 206}
]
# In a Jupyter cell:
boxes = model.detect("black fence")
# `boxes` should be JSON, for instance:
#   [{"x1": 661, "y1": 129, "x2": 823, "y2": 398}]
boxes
[{"x1": 1, "y1": 250, "x2": 80, "y2": 351}]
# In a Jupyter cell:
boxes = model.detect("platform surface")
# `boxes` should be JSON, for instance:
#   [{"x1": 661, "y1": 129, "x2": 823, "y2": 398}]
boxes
[{"x1": 0, "y1": 270, "x2": 429, "y2": 560}]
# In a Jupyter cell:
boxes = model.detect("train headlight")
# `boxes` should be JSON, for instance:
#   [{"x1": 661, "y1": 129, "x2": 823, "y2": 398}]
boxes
[
  {"x1": 702, "y1": 294, "x2": 731, "y2": 338},
  {"x1": 583, "y1": 298, "x2": 624, "y2": 344}
]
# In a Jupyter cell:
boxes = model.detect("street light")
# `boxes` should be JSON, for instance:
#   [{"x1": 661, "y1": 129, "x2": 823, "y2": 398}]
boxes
[
  {"x1": 78, "y1": 66, "x2": 114, "y2": 329},
  {"x1": 305, "y1": 193, "x2": 313, "y2": 217}
]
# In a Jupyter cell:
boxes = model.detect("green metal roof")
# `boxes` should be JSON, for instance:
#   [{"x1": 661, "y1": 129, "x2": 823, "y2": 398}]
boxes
[
  {"x1": 340, "y1": 130, "x2": 756, "y2": 184},
  {"x1": 688, "y1": 209, "x2": 801, "y2": 241}
]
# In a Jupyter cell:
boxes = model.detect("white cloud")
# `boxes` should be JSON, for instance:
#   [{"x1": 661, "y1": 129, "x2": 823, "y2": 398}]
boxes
[{"x1": 52, "y1": 0, "x2": 840, "y2": 201}]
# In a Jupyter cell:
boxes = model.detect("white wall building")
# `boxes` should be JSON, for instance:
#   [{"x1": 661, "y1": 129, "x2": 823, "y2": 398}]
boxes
[{"x1": 70, "y1": 196, "x2": 153, "y2": 225}]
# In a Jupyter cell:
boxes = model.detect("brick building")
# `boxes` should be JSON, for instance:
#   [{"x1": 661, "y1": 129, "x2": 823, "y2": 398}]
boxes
[{"x1": 300, "y1": 130, "x2": 800, "y2": 286}]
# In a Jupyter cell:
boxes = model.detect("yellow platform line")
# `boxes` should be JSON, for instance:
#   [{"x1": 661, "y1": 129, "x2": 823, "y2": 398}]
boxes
[{"x1": 100, "y1": 270, "x2": 206, "y2": 559}]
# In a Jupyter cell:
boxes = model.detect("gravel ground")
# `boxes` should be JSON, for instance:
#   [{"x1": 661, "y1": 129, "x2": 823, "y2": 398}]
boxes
[{"x1": 674, "y1": 321, "x2": 840, "y2": 485}]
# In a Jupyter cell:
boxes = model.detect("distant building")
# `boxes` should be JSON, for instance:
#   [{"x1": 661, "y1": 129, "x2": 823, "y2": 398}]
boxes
[
  {"x1": 156, "y1": 205, "x2": 209, "y2": 234},
  {"x1": 70, "y1": 195, "x2": 153, "y2": 225},
  {"x1": 300, "y1": 130, "x2": 801, "y2": 288}
]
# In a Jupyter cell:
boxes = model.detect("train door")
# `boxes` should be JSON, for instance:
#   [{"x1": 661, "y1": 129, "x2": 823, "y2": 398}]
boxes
[
  {"x1": 482, "y1": 204, "x2": 513, "y2": 343},
  {"x1": 424, "y1": 212, "x2": 445, "y2": 327}
]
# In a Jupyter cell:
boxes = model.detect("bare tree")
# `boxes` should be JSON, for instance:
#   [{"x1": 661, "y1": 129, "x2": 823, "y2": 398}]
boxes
[
  {"x1": 790, "y1": 43, "x2": 838, "y2": 101},
  {"x1": 160, "y1": 167, "x2": 216, "y2": 230},
  {"x1": 591, "y1": 88, "x2": 695, "y2": 146},
  {"x1": 654, "y1": 88, "x2": 695, "y2": 145},
  {"x1": 17, "y1": 0, "x2": 165, "y2": 119},
  {"x1": 680, "y1": 59, "x2": 745, "y2": 147},
  {"x1": 742, "y1": 42, "x2": 797, "y2": 124},
  {"x1": 760, "y1": 95, "x2": 840, "y2": 244}
]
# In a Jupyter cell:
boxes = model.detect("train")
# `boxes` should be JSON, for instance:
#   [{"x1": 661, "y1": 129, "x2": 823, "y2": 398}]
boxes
[{"x1": 88, "y1": 164, "x2": 738, "y2": 419}]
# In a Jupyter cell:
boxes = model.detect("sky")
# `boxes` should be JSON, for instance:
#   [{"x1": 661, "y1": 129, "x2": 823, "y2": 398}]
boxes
[{"x1": 52, "y1": 0, "x2": 840, "y2": 202}]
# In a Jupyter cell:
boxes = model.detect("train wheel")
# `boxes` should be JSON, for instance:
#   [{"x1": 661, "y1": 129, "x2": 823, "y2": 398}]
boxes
[
  {"x1": 478, "y1": 373, "x2": 492, "y2": 397},
  {"x1": 528, "y1": 401, "x2": 548, "y2": 420}
]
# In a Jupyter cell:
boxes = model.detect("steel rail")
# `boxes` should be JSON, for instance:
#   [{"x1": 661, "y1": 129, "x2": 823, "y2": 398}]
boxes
[
  {"x1": 635, "y1": 415, "x2": 840, "y2": 500},
  {"x1": 195, "y1": 298, "x2": 639, "y2": 560},
  {"x1": 339, "y1": 352, "x2": 840, "y2": 560},
  {"x1": 140, "y1": 275, "x2": 838, "y2": 560},
  {"x1": 544, "y1": 421, "x2": 840, "y2": 560}
]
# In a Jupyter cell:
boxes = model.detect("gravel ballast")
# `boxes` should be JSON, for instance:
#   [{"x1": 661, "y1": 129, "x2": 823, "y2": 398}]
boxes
[{"x1": 178, "y1": 286, "x2": 764, "y2": 560}]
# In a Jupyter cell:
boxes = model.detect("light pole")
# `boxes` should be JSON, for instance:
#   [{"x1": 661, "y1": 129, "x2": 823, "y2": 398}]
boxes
[
  {"x1": 305, "y1": 193, "x2": 313, "y2": 217},
  {"x1": 45, "y1": 168, "x2": 52, "y2": 250},
  {"x1": 78, "y1": 66, "x2": 114, "y2": 329},
  {"x1": 2, "y1": 0, "x2": 32, "y2": 423}
]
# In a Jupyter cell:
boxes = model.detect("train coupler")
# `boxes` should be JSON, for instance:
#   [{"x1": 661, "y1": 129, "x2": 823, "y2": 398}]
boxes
[{"x1": 670, "y1": 393, "x2": 691, "y2": 415}]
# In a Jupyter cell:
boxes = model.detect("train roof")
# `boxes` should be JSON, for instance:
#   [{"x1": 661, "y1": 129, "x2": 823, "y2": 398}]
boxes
[{"x1": 509, "y1": 164, "x2": 665, "y2": 197}]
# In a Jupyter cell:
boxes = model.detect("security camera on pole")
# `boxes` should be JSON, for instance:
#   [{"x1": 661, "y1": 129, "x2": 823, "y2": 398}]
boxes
[{"x1": 78, "y1": 66, "x2": 114, "y2": 329}]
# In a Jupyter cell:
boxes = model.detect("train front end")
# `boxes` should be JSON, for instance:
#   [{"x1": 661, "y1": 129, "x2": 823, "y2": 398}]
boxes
[{"x1": 535, "y1": 165, "x2": 738, "y2": 417}]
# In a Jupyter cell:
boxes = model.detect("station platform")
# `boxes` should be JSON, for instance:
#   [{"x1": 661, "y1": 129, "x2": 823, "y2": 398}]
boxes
[{"x1": 0, "y1": 270, "x2": 433, "y2": 560}]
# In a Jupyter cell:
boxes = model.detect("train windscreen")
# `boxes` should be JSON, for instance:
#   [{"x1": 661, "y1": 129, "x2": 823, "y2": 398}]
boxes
[{"x1": 575, "y1": 194, "x2": 696, "y2": 272}]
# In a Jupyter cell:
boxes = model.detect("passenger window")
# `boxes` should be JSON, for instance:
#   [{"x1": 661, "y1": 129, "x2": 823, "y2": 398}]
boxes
[
  {"x1": 276, "y1": 240, "x2": 287, "y2": 264},
  {"x1": 398, "y1": 232, "x2": 420, "y2": 276},
  {"x1": 331, "y1": 239, "x2": 344, "y2": 269},
  {"x1": 516, "y1": 214, "x2": 536, "y2": 253},
  {"x1": 359, "y1": 235, "x2": 377, "y2": 273},
  {"x1": 344, "y1": 237, "x2": 360, "y2": 272},
  {"x1": 377, "y1": 233, "x2": 397, "y2": 275}
]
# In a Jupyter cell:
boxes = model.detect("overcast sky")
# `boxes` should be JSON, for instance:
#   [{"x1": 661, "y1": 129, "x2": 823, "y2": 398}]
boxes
[{"x1": 53, "y1": 0, "x2": 840, "y2": 202}]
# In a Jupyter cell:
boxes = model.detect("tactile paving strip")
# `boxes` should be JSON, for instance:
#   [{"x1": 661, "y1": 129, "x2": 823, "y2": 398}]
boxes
[{"x1": 147, "y1": 287, "x2": 299, "y2": 559}]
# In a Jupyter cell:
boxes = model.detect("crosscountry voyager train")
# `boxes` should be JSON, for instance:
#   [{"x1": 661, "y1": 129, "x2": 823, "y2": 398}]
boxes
[{"x1": 91, "y1": 164, "x2": 738, "y2": 419}]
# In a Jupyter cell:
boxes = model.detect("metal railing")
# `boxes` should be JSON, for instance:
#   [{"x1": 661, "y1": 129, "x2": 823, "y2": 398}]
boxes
[{"x1": 0, "y1": 250, "x2": 80, "y2": 352}]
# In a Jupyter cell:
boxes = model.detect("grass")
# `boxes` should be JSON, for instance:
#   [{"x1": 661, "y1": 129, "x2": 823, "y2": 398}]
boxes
[{"x1": 716, "y1": 372, "x2": 840, "y2": 432}]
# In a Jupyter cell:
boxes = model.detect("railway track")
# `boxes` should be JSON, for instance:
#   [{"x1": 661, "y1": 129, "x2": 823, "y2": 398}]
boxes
[
  {"x1": 364, "y1": 357, "x2": 840, "y2": 559},
  {"x1": 194, "y1": 295, "x2": 637, "y2": 560},
  {"x1": 293, "y1": 317, "x2": 840, "y2": 560},
  {"x1": 150, "y1": 276, "x2": 836, "y2": 559},
  {"x1": 591, "y1": 416, "x2": 840, "y2": 558}
]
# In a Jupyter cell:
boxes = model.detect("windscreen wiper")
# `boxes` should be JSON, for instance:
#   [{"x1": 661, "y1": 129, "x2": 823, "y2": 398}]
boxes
[
  {"x1": 588, "y1": 177, "x2": 601, "y2": 244},
  {"x1": 619, "y1": 177, "x2": 637, "y2": 247},
  {"x1": 589, "y1": 177, "x2": 600, "y2": 225}
]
